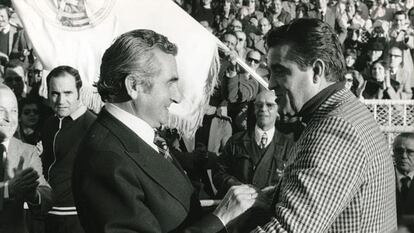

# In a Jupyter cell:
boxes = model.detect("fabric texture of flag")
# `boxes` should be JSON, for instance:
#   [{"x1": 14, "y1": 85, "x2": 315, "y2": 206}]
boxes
[{"x1": 12, "y1": 0, "x2": 220, "y2": 138}]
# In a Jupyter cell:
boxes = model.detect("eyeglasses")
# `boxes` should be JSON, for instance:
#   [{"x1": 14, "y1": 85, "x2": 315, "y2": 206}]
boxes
[
  {"x1": 393, "y1": 148, "x2": 414, "y2": 157},
  {"x1": 247, "y1": 57, "x2": 260, "y2": 64},
  {"x1": 255, "y1": 102, "x2": 277, "y2": 109}
]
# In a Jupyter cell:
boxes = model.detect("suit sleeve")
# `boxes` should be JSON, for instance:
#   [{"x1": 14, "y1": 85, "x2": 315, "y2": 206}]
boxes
[
  {"x1": 255, "y1": 117, "x2": 367, "y2": 232},
  {"x1": 74, "y1": 150, "x2": 225, "y2": 233}
]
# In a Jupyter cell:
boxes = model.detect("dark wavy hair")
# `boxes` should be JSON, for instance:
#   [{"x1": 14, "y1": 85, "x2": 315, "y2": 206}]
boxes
[
  {"x1": 96, "y1": 29, "x2": 177, "y2": 103},
  {"x1": 46, "y1": 65, "x2": 82, "y2": 96},
  {"x1": 267, "y1": 18, "x2": 346, "y2": 82}
]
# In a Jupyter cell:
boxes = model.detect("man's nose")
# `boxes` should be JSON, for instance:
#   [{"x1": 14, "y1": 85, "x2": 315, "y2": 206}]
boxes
[{"x1": 171, "y1": 85, "x2": 182, "y2": 104}]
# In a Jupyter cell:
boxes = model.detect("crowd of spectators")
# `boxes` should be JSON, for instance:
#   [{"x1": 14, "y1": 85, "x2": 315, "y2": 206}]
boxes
[{"x1": 0, "y1": 0, "x2": 413, "y2": 232}]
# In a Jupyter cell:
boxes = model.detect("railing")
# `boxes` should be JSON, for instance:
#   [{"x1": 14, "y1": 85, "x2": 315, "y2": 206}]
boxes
[{"x1": 362, "y1": 99, "x2": 414, "y2": 146}]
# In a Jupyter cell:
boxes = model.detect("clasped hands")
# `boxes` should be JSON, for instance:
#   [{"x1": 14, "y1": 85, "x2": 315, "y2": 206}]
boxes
[
  {"x1": 7, "y1": 157, "x2": 39, "y2": 203},
  {"x1": 213, "y1": 184, "x2": 275, "y2": 226}
]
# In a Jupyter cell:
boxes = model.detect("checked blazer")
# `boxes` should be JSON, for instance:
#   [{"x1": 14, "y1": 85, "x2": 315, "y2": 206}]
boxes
[{"x1": 253, "y1": 88, "x2": 397, "y2": 232}]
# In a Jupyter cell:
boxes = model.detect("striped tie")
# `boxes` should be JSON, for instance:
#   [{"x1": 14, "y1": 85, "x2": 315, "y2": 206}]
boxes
[
  {"x1": 153, "y1": 131, "x2": 173, "y2": 162},
  {"x1": 260, "y1": 132, "x2": 268, "y2": 149}
]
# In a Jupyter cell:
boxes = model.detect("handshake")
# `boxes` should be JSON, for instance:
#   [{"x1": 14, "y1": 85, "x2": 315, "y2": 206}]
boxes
[{"x1": 213, "y1": 185, "x2": 275, "y2": 226}]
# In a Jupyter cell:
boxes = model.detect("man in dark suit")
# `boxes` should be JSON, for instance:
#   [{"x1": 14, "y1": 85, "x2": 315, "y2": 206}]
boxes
[
  {"x1": 0, "y1": 84, "x2": 52, "y2": 233},
  {"x1": 252, "y1": 18, "x2": 396, "y2": 232},
  {"x1": 73, "y1": 29, "x2": 259, "y2": 233},
  {"x1": 393, "y1": 133, "x2": 414, "y2": 230},
  {"x1": 213, "y1": 90, "x2": 294, "y2": 197}
]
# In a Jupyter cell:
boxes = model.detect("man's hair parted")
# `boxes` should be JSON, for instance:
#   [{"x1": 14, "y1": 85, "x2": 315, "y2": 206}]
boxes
[
  {"x1": 266, "y1": 18, "x2": 346, "y2": 82},
  {"x1": 96, "y1": 29, "x2": 178, "y2": 103}
]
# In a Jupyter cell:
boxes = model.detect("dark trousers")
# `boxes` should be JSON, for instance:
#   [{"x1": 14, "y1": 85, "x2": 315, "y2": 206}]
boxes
[{"x1": 45, "y1": 215, "x2": 84, "y2": 233}]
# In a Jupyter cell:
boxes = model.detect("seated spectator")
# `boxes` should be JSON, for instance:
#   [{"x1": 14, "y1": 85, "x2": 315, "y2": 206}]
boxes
[
  {"x1": 3, "y1": 61, "x2": 25, "y2": 102},
  {"x1": 223, "y1": 50, "x2": 263, "y2": 132},
  {"x1": 213, "y1": 90, "x2": 294, "y2": 198},
  {"x1": 235, "y1": 31, "x2": 250, "y2": 60},
  {"x1": 268, "y1": 0, "x2": 291, "y2": 27},
  {"x1": 362, "y1": 59, "x2": 402, "y2": 99},
  {"x1": 344, "y1": 48, "x2": 358, "y2": 70},
  {"x1": 228, "y1": 19, "x2": 244, "y2": 32},
  {"x1": 388, "y1": 42, "x2": 413, "y2": 99},
  {"x1": 344, "y1": 69, "x2": 365, "y2": 97},
  {"x1": 15, "y1": 97, "x2": 41, "y2": 145},
  {"x1": 393, "y1": 133, "x2": 414, "y2": 232},
  {"x1": 308, "y1": 0, "x2": 347, "y2": 43},
  {"x1": 247, "y1": 17, "x2": 271, "y2": 55},
  {"x1": 371, "y1": 0, "x2": 395, "y2": 21},
  {"x1": 295, "y1": 3, "x2": 309, "y2": 18},
  {"x1": 355, "y1": 37, "x2": 386, "y2": 78},
  {"x1": 193, "y1": 0, "x2": 215, "y2": 26},
  {"x1": 389, "y1": 11, "x2": 412, "y2": 44}
]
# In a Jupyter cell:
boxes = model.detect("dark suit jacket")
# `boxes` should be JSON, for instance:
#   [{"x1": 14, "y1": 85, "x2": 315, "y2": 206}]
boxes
[
  {"x1": 213, "y1": 128, "x2": 294, "y2": 198},
  {"x1": 396, "y1": 172, "x2": 414, "y2": 222},
  {"x1": 73, "y1": 110, "x2": 224, "y2": 233},
  {"x1": 0, "y1": 137, "x2": 52, "y2": 233}
]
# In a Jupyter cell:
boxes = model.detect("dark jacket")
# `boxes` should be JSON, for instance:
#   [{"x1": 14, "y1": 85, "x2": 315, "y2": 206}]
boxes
[
  {"x1": 213, "y1": 128, "x2": 294, "y2": 198},
  {"x1": 73, "y1": 110, "x2": 224, "y2": 233},
  {"x1": 41, "y1": 109, "x2": 96, "y2": 208}
]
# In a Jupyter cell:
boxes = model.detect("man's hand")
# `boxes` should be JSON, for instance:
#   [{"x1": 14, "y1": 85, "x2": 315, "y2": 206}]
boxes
[
  {"x1": 213, "y1": 184, "x2": 258, "y2": 226},
  {"x1": 8, "y1": 157, "x2": 39, "y2": 201}
]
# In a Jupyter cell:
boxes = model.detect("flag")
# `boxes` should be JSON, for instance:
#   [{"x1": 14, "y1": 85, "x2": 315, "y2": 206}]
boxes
[{"x1": 12, "y1": 0, "x2": 220, "y2": 138}]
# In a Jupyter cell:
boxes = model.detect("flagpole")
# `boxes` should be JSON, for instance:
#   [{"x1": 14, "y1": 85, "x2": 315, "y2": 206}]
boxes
[{"x1": 215, "y1": 39, "x2": 269, "y2": 90}]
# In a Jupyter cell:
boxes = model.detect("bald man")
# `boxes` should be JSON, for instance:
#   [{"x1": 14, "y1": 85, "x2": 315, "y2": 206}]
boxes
[
  {"x1": 213, "y1": 90, "x2": 294, "y2": 197},
  {"x1": 0, "y1": 84, "x2": 52, "y2": 233}
]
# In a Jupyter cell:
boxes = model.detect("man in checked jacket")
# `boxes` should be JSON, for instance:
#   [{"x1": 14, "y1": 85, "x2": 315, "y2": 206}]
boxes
[{"x1": 252, "y1": 18, "x2": 397, "y2": 232}]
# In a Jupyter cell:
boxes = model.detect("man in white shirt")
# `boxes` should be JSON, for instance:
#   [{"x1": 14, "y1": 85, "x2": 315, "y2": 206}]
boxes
[
  {"x1": 0, "y1": 84, "x2": 51, "y2": 233},
  {"x1": 72, "y1": 28, "x2": 258, "y2": 233}
]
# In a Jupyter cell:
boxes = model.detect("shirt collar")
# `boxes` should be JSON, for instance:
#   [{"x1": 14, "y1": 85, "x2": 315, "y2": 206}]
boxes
[
  {"x1": 254, "y1": 125, "x2": 275, "y2": 147},
  {"x1": 396, "y1": 168, "x2": 414, "y2": 181},
  {"x1": 105, "y1": 103, "x2": 158, "y2": 152},
  {"x1": 55, "y1": 104, "x2": 87, "y2": 121},
  {"x1": 299, "y1": 81, "x2": 345, "y2": 123}
]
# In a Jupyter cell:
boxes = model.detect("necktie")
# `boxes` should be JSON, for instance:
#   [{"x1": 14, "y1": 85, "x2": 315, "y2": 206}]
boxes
[
  {"x1": 153, "y1": 131, "x2": 173, "y2": 162},
  {"x1": 260, "y1": 132, "x2": 268, "y2": 149},
  {"x1": 401, "y1": 176, "x2": 411, "y2": 199}
]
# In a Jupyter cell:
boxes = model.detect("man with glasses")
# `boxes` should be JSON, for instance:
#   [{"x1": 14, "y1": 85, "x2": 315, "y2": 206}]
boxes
[
  {"x1": 235, "y1": 31, "x2": 249, "y2": 59},
  {"x1": 222, "y1": 50, "x2": 264, "y2": 132},
  {"x1": 213, "y1": 90, "x2": 294, "y2": 231},
  {"x1": 393, "y1": 133, "x2": 414, "y2": 230}
]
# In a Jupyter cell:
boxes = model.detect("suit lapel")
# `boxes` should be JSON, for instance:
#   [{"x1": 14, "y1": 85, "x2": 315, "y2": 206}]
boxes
[{"x1": 98, "y1": 110, "x2": 194, "y2": 212}]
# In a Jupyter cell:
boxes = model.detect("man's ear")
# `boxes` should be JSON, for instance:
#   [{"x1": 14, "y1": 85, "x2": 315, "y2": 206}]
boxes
[
  {"x1": 312, "y1": 59, "x2": 325, "y2": 84},
  {"x1": 125, "y1": 74, "x2": 139, "y2": 99}
]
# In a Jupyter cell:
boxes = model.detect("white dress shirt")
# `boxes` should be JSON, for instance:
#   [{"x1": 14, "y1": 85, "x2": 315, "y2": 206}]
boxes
[
  {"x1": 254, "y1": 125, "x2": 275, "y2": 148},
  {"x1": 105, "y1": 103, "x2": 159, "y2": 152}
]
